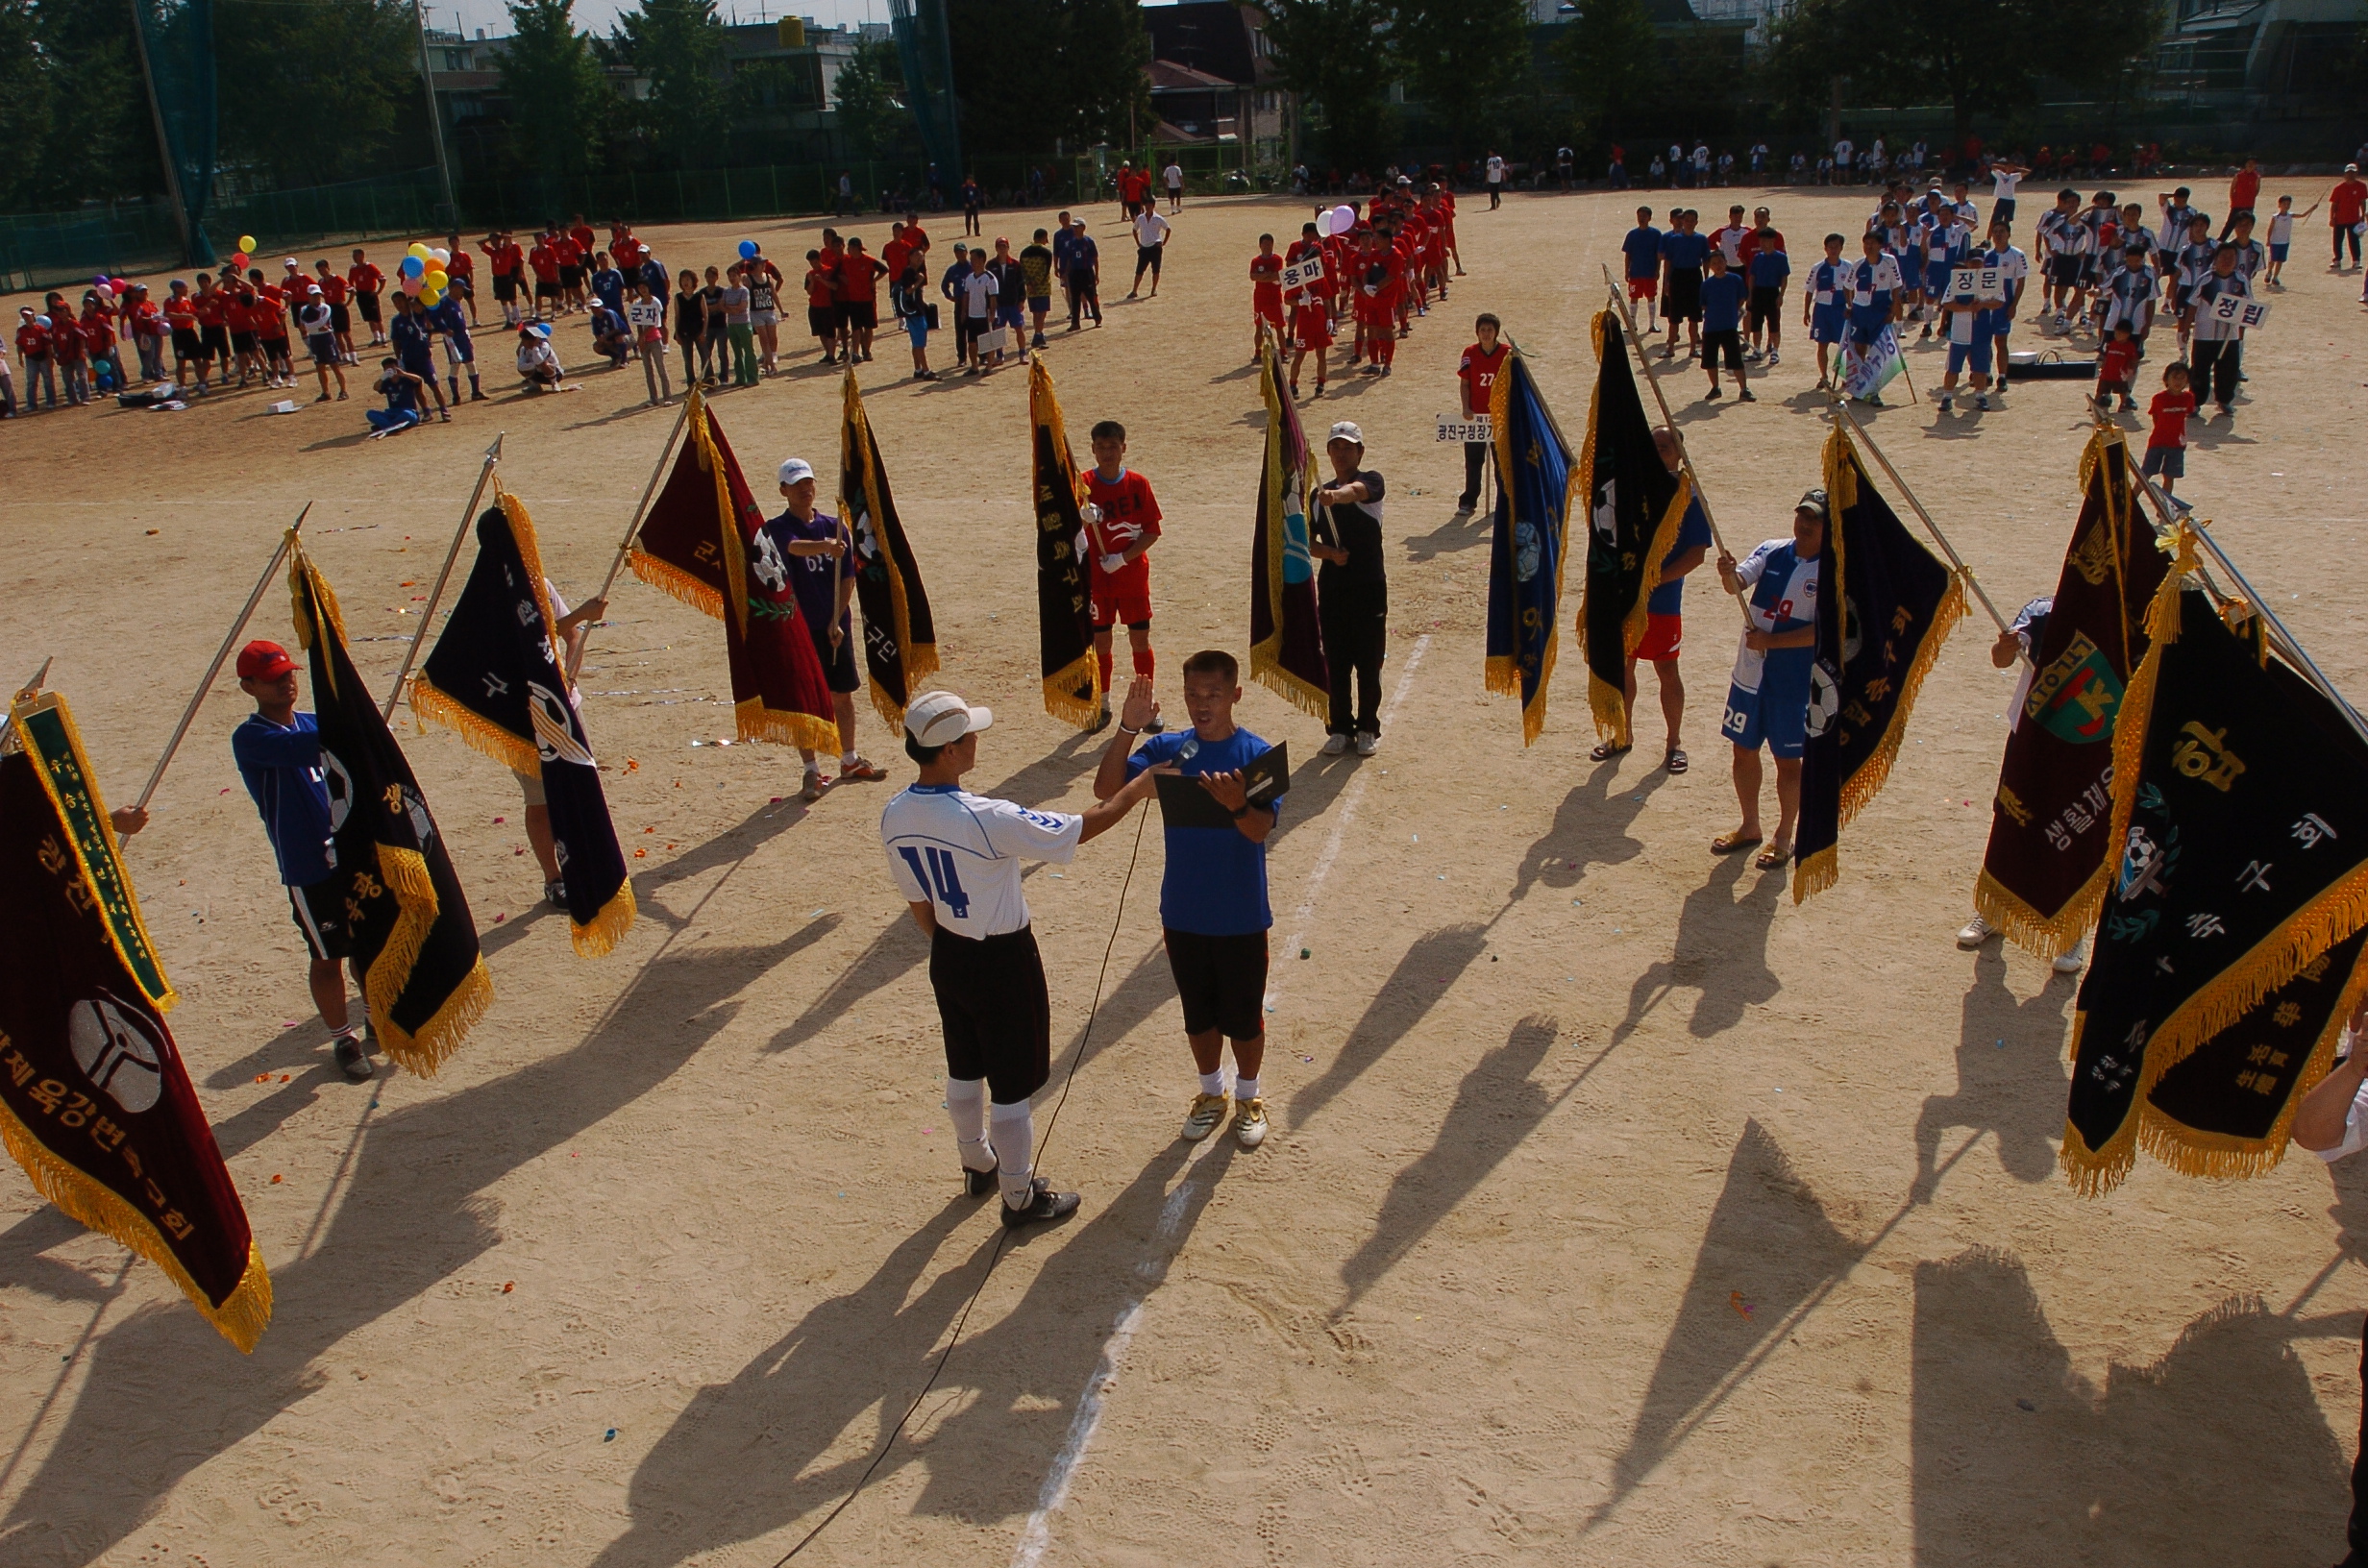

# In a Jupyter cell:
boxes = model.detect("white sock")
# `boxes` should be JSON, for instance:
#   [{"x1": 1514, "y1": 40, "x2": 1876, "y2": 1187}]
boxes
[
  {"x1": 840, "y1": 750, "x2": 859, "y2": 768},
  {"x1": 990, "y1": 1100, "x2": 1035, "y2": 1209},
  {"x1": 1233, "y1": 1075, "x2": 1260, "y2": 1103},
  {"x1": 947, "y1": 1076, "x2": 992, "y2": 1172},
  {"x1": 1198, "y1": 1070, "x2": 1225, "y2": 1097}
]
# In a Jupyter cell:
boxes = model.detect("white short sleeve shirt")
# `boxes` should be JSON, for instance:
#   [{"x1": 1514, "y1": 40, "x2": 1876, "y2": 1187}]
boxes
[
  {"x1": 2313, "y1": 1041, "x2": 2368, "y2": 1163},
  {"x1": 880, "y1": 784, "x2": 1082, "y2": 939}
]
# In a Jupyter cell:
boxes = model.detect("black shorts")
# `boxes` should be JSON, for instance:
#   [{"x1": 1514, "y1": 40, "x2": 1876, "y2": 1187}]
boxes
[
  {"x1": 929, "y1": 924, "x2": 1050, "y2": 1102},
  {"x1": 200, "y1": 324, "x2": 231, "y2": 359},
  {"x1": 1135, "y1": 245, "x2": 1164, "y2": 276},
  {"x1": 843, "y1": 300, "x2": 877, "y2": 330},
  {"x1": 807, "y1": 305, "x2": 836, "y2": 338},
  {"x1": 1747, "y1": 285, "x2": 1783, "y2": 330},
  {"x1": 1704, "y1": 328, "x2": 1744, "y2": 372},
  {"x1": 357, "y1": 292, "x2": 382, "y2": 324},
  {"x1": 807, "y1": 620, "x2": 860, "y2": 695},
  {"x1": 288, "y1": 877, "x2": 353, "y2": 962},
  {"x1": 329, "y1": 303, "x2": 352, "y2": 333},
  {"x1": 493, "y1": 274, "x2": 519, "y2": 302},
  {"x1": 1665, "y1": 267, "x2": 1704, "y2": 321},
  {"x1": 2045, "y1": 255, "x2": 2083, "y2": 287},
  {"x1": 230, "y1": 330, "x2": 257, "y2": 355},
  {"x1": 171, "y1": 327, "x2": 203, "y2": 360},
  {"x1": 559, "y1": 264, "x2": 583, "y2": 289},
  {"x1": 1163, "y1": 928, "x2": 1270, "y2": 1040},
  {"x1": 534, "y1": 279, "x2": 559, "y2": 299}
]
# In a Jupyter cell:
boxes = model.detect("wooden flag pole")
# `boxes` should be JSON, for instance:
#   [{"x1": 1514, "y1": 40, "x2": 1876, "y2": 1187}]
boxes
[
  {"x1": 571, "y1": 392, "x2": 695, "y2": 680},
  {"x1": 1599, "y1": 267, "x2": 1753, "y2": 625},
  {"x1": 134, "y1": 504, "x2": 310, "y2": 812},
  {"x1": 383, "y1": 434, "x2": 504, "y2": 720},
  {"x1": 1827, "y1": 394, "x2": 2014, "y2": 640}
]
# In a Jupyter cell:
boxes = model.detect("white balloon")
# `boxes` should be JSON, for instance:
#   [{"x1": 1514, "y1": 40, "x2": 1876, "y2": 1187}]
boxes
[
  {"x1": 1327, "y1": 204, "x2": 1356, "y2": 236},
  {"x1": 432, "y1": 247, "x2": 451, "y2": 265}
]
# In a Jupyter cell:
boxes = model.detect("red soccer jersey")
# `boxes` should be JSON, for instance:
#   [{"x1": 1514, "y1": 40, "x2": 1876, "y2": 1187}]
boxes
[
  {"x1": 15, "y1": 323, "x2": 50, "y2": 359},
  {"x1": 2332, "y1": 180, "x2": 2368, "y2": 227},
  {"x1": 255, "y1": 285, "x2": 288, "y2": 337},
  {"x1": 349, "y1": 262, "x2": 385, "y2": 296},
  {"x1": 49, "y1": 316, "x2": 85, "y2": 360},
  {"x1": 2147, "y1": 388, "x2": 2195, "y2": 449},
  {"x1": 2096, "y1": 337, "x2": 2139, "y2": 386},
  {"x1": 162, "y1": 296, "x2": 197, "y2": 332},
  {"x1": 838, "y1": 252, "x2": 887, "y2": 302},
  {"x1": 553, "y1": 236, "x2": 582, "y2": 267},
  {"x1": 79, "y1": 309, "x2": 116, "y2": 352},
  {"x1": 191, "y1": 290, "x2": 229, "y2": 328},
  {"x1": 316, "y1": 274, "x2": 350, "y2": 305},
  {"x1": 1458, "y1": 340, "x2": 1509, "y2": 415},
  {"x1": 882, "y1": 236, "x2": 912, "y2": 280},
  {"x1": 444, "y1": 250, "x2": 474, "y2": 281},
  {"x1": 1083, "y1": 468, "x2": 1162, "y2": 592},
  {"x1": 129, "y1": 300, "x2": 162, "y2": 338},
  {"x1": 569, "y1": 223, "x2": 596, "y2": 257},
  {"x1": 804, "y1": 267, "x2": 837, "y2": 310},
  {"x1": 529, "y1": 244, "x2": 559, "y2": 282},
  {"x1": 1250, "y1": 252, "x2": 1283, "y2": 310}
]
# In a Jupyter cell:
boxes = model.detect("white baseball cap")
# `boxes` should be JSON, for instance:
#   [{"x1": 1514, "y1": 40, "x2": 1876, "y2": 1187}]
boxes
[
  {"x1": 904, "y1": 691, "x2": 993, "y2": 747},
  {"x1": 1326, "y1": 420, "x2": 1365, "y2": 448},
  {"x1": 777, "y1": 456, "x2": 815, "y2": 487}
]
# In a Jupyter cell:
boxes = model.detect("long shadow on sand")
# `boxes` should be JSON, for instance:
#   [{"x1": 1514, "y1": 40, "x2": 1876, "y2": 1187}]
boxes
[
  {"x1": 1613, "y1": 851, "x2": 1783, "y2": 1043},
  {"x1": 1286, "y1": 921, "x2": 1493, "y2": 1131},
  {"x1": 0, "y1": 921, "x2": 829, "y2": 1567},
  {"x1": 1911, "y1": 946, "x2": 2075, "y2": 1202}
]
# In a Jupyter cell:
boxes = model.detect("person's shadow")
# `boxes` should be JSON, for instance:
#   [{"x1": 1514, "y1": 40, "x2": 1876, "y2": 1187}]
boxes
[
  {"x1": 1912, "y1": 946, "x2": 2076, "y2": 1202},
  {"x1": 1614, "y1": 852, "x2": 1783, "y2": 1043},
  {"x1": 1507, "y1": 760, "x2": 1667, "y2": 908}
]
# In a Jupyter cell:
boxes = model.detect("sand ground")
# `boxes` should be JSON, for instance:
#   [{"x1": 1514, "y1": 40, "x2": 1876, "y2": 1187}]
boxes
[{"x1": 3, "y1": 184, "x2": 2367, "y2": 1567}]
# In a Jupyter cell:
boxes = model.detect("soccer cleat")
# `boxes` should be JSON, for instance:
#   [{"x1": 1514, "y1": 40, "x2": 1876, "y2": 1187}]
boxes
[
  {"x1": 964, "y1": 1161, "x2": 999, "y2": 1197},
  {"x1": 1321, "y1": 732, "x2": 1350, "y2": 755},
  {"x1": 1000, "y1": 1177, "x2": 1082, "y2": 1229},
  {"x1": 1938, "y1": 394, "x2": 1953, "y2": 413},
  {"x1": 1354, "y1": 731, "x2": 1379, "y2": 756},
  {"x1": 1182, "y1": 1092, "x2": 1230, "y2": 1141},
  {"x1": 333, "y1": 1031, "x2": 375, "y2": 1082},
  {"x1": 1956, "y1": 915, "x2": 1996, "y2": 950},
  {"x1": 1235, "y1": 1098, "x2": 1269, "y2": 1149}
]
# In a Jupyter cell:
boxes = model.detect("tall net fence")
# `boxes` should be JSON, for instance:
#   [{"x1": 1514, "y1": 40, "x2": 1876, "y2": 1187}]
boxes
[{"x1": 132, "y1": 0, "x2": 221, "y2": 263}]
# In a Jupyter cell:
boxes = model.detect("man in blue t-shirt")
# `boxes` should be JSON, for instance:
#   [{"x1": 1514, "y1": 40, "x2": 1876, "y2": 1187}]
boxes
[
  {"x1": 1659, "y1": 210, "x2": 1709, "y2": 361},
  {"x1": 1596, "y1": 426, "x2": 1716, "y2": 773},
  {"x1": 1620, "y1": 207, "x2": 1665, "y2": 333},
  {"x1": 1093, "y1": 650, "x2": 1281, "y2": 1151},
  {"x1": 1696, "y1": 248, "x2": 1753, "y2": 400},
  {"x1": 761, "y1": 455, "x2": 887, "y2": 801},
  {"x1": 1713, "y1": 489, "x2": 1826, "y2": 869}
]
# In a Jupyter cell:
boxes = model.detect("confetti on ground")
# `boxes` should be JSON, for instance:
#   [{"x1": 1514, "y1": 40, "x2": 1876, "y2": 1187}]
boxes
[
  {"x1": 1730, "y1": 1290, "x2": 1755, "y2": 1320},
  {"x1": 492, "y1": 816, "x2": 506, "y2": 824},
  {"x1": 604, "y1": 1428, "x2": 618, "y2": 1441},
  {"x1": 271, "y1": 1174, "x2": 284, "y2": 1184},
  {"x1": 633, "y1": 848, "x2": 647, "y2": 858},
  {"x1": 502, "y1": 1282, "x2": 514, "y2": 1293},
  {"x1": 493, "y1": 913, "x2": 506, "y2": 922},
  {"x1": 256, "y1": 1073, "x2": 270, "y2": 1083},
  {"x1": 280, "y1": 1074, "x2": 290, "y2": 1083}
]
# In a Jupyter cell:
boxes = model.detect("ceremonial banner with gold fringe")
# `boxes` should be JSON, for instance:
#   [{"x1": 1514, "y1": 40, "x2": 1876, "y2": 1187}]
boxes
[
  {"x1": 1973, "y1": 427, "x2": 2168, "y2": 959},
  {"x1": 413, "y1": 495, "x2": 635, "y2": 959},
  {"x1": 1248, "y1": 331, "x2": 1328, "y2": 719},
  {"x1": 1027, "y1": 359, "x2": 1101, "y2": 726},
  {"x1": 629, "y1": 388, "x2": 839, "y2": 751},
  {"x1": 838, "y1": 368, "x2": 940, "y2": 728},
  {"x1": 0, "y1": 692, "x2": 271, "y2": 1351},
  {"x1": 1576, "y1": 310, "x2": 1690, "y2": 747},
  {"x1": 290, "y1": 542, "x2": 493, "y2": 1074},
  {"x1": 1793, "y1": 426, "x2": 1966, "y2": 900},
  {"x1": 1483, "y1": 348, "x2": 1578, "y2": 745},
  {"x1": 2061, "y1": 549, "x2": 2368, "y2": 1194}
]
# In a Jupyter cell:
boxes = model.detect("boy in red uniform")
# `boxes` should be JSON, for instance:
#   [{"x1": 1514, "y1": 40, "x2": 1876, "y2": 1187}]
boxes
[
  {"x1": 225, "y1": 282, "x2": 261, "y2": 387},
  {"x1": 14, "y1": 306, "x2": 52, "y2": 410},
  {"x1": 191, "y1": 273, "x2": 232, "y2": 392},
  {"x1": 482, "y1": 230, "x2": 525, "y2": 328},
  {"x1": 125, "y1": 283, "x2": 164, "y2": 383},
  {"x1": 528, "y1": 230, "x2": 561, "y2": 322},
  {"x1": 79, "y1": 293, "x2": 120, "y2": 392},
  {"x1": 555, "y1": 225, "x2": 586, "y2": 314},
  {"x1": 1353, "y1": 244, "x2": 1399, "y2": 377},
  {"x1": 1455, "y1": 313, "x2": 1508, "y2": 511},
  {"x1": 441, "y1": 233, "x2": 477, "y2": 325},
  {"x1": 802, "y1": 250, "x2": 840, "y2": 362},
  {"x1": 2092, "y1": 322, "x2": 2140, "y2": 414},
  {"x1": 50, "y1": 307, "x2": 88, "y2": 405},
  {"x1": 162, "y1": 281, "x2": 202, "y2": 392},
  {"x1": 1286, "y1": 231, "x2": 1332, "y2": 397},
  {"x1": 838, "y1": 237, "x2": 888, "y2": 362},
  {"x1": 249, "y1": 267, "x2": 294, "y2": 387},
  {"x1": 1249, "y1": 233, "x2": 1285, "y2": 359},
  {"x1": 1082, "y1": 419, "x2": 1165, "y2": 731},
  {"x1": 349, "y1": 248, "x2": 387, "y2": 347},
  {"x1": 2140, "y1": 360, "x2": 2195, "y2": 502}
]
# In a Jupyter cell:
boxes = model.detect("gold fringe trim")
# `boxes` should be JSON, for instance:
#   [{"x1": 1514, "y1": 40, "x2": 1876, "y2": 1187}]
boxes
[
  {"x1": 12, "y1": 693, "x2": 178, "y2": 1013},
  {"x1": 1792, "y1": 843, "x2": 1838, "y2": 899},
  {"x1": 1484, "y1": 653, "x2": 1520, "y2": 698},
  {"x1": 1573, "y1": 313, "x2": 1621, "y2": 747},
  {"x1": 1838, "y1": 573, "x2": 1965, "y2": 827},
  {"x1": 1043, "y1": 654, "x2": 1103, "y2": 730},
  {"x1": 733, "y1": 696, "x2": 842, "y2": 753},
  {"x1": 629, "y1": 549, "x2": 727, "y2": 622},
  {"x1": 1251, "y1": 648, "x2": 1332, "y2": 723},
  {"x1": 286, "y1": 546, "x2": 351, "y2": 699},
  {"x1": 1587, "y1": 672, "x2": 1630, "y2": 748},
  {"x1": 1626, "y1": 474, "x2": 1692, "y2": 664},
  {"x1": 0, "y1": 1094, "x2": 273, "y2": 1352},
  {"x1": 377, "y1": 955, "x2": 493, "y2": 1080},
  {"x1": 683, "y1": 389, "x2": 754, "y2": 640},
  {"x1": 497, "y1": 490, "x2": 567, "y2": 677},
  {"x1": 1249, "y1": 344, "x2": 1330, "y2": 723},
  {"x1": 363, "y1": 843, "x2": 489, "y2": 1078},
  {"x1": 1487, "y1": 343, "x2": 1571, "y2": 747},
  {"x1": 1972, "y1": 860, "x2": 2110, "y2": 964},
  {"x1": 408, "y1": 675, "x2": 542, "y2": 777},
  {"x1": 569, "y1": 877, "x2": 637, "y2": 960},
  {"x1": 842, "y1": 369, "x2": 937, "y2": 730},
  {"x1": 1522, "y1": 632, "x2": 1559, "y2": 747}
]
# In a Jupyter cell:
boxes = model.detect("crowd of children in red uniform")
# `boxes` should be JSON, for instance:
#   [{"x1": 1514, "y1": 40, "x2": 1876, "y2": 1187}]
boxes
[{"x1": 1252, "y1": 176, "x2": 1464, "y2": 400}]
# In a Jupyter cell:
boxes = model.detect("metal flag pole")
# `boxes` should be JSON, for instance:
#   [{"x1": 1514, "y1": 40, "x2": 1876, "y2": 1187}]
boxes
[
  {"x1": 135, "y1": 503, "x2": 310, "y2": 812},
  {"x1": 1599, "y1": 266, "x2": 1753, "y2": 625},
  {"x1": 572, "y1": 390, "x2": 696, "y2": 680},
  {"x1": 12, "y1": 656, "x2": 54, "y2": 702},
  {"x1": 1827, "y1": 393, "x2": 2013, "y2": 639},
  {"x1": 383, "y1": 433, "x2": 504, "y2": 719}
]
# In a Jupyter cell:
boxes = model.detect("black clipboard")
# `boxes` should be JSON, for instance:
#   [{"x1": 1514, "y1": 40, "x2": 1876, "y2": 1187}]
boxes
[{"x1": 1151, "y1": 741, "x2": 1289, "y2": 829}]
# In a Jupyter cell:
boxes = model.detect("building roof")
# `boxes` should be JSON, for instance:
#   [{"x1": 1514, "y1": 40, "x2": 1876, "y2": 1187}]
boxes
[
  {"x1": 1147, "y1": 58, "x2": 1238, "y2": 90},
  {"x1": 1142, "y1": 3, "x2": 1272, "y2": 86}
]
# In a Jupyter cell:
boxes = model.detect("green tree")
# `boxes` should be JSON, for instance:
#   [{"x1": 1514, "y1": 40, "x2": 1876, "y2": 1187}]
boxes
[
  {"x1": 1395, "y1": 0, "x2": 1529, "y2": 156},
  {"x1": 612, "y1": 0, "x2": 728, "y2": 166},
  {"x1": 215, "y1": 0, "x2": 421, "y2": 185},
  {"x1": 500, "y1": 0, "x2": 609, "y2": 179},
  {"x1": 0, "y1": 0, "x2": 55, "y2": 209},
  {"x1": 1555, "y1": 0, "x2": 1656, "y2": 129},
  {"x1": 830, "y1": 37, "x2": 904, "y2": 162},
  {"x1": 1265, "y1": 0, "x2": 1397, "y2": 171},
  {"x1": 947, "y1": 0, "x2": 1149, "y2": 156},
  {"x1": 37, "y1": 0, "x2": 163, "y2": 207}
]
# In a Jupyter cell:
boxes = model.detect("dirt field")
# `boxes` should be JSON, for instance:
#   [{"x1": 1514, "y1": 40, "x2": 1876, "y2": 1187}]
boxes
[{"x1": 3, "y1": 183, "x2": 2366, "y2": 1567}]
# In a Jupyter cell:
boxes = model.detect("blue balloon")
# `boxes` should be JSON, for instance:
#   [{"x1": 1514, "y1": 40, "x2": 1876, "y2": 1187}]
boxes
[
  {"x1": 399, "y1": 256, "x2": 425, "y2": 278},
  {"x1": 34, "y1": 315, "x2": 49, "y2": 328},
  {"x1": 738, "y1": 239, "x2": 758, "y2": 258}
]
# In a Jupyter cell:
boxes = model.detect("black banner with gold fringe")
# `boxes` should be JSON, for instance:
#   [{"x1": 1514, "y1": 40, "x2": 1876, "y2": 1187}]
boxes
[
  {"x1": 291, "y1": 541, "x2": 493, "y2": 1075},
  {"x1": 1793, "y1": 427, "x2": 1965, "y2": 900},
  {"x1": 2062, "y1": 547, "x2": 2368, "y2": 1193},
  {"x1": 414, "y1": 496, "x2": 635, "y2": 959},
  {"x1": 0, "y1": 692, "x2": 270, "y2": 1351},
  {"x1": 1248, "y1": 331, "x2": 1328, "y2": 720},
  {"x1": 839, "y1": 367, "x2": 940, "y2": 728},
  {"x1": 1576, "y1": 310, "x2": 1690, "y2": 747},
  {"x1": 1974, "y1": 428, "x2": 2169, "y2": 958},
  {"x1": 1027, "y1": 358, "x2": 1101, "y2": 728}
]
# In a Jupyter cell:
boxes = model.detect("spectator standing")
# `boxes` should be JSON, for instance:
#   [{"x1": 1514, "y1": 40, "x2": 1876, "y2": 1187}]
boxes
[
  {"x1": 1128, "y1": 205, "x2": 1172, "y2": 298},
  {"x1": 1164, "y1": 158, "x2": 1186, "y2": 212},
  {"x1": 628, "y1": 278, "x2": 671, "y2": 404},
  {"x1": 1309, "y1": 420, "x2": 1389, "y2": 754},
  {"x1": 721, "y1": 264, "x2": 757, "y2": 387},
  {"x1": 1485, "y1": 151, "x2": 1506, "y2": 209},
  {"x1": 1066, "y1": 217, "x2": 1103, "y2": 330},
  {"x1": 2331, "y1": 164, "x2": 2367, "y2": 270}
]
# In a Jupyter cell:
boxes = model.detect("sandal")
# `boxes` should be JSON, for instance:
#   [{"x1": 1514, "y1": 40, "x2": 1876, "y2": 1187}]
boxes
[
  {"x1": 799, "y1": 768, "x2": 828, "y2": 802},
  {"x1": 1711, "y1": 832, "x2": 1763, "y2": 855},
  {"x1": 1665, "y1": 747, "x2": 1690, "y2": 774},
  {"x1": 1590, "y1": 741, "x2": 1633, "y2": 762},
  {"x1": 838, "y1": 757, "x2": 886, "y2": 783},
  {"x1": 1755, "y1": 843, "x2": 1790, "y2": 870}
]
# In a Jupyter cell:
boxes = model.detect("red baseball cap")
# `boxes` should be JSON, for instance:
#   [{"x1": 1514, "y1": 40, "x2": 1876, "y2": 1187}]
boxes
[{"x1": 236, "y1": 640, "x2": 297, "y2": 681}]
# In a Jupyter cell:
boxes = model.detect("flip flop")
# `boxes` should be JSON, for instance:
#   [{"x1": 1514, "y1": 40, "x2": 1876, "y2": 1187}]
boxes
[
  {"x1": 1711, "y1": 832, "x2": 1763, "y2": 855},
  {"x1": 1755, "y1": 843, "x2": 1790, "y2": 870},
  {"x1": 1665, "y1": 747, "x2": 1690, "y2": 774},
  {"x1": 1590, "y1": 741, "x2": 1633, "y2": 762}
]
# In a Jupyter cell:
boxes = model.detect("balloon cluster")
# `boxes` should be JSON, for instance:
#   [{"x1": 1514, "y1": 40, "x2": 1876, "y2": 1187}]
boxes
[
  {"x1": 1320, "y1": 204, "x2": 1357, "y2": 237},
  {"x1": 399, "y1": 241, "x2": 453, "y2": 307}
]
